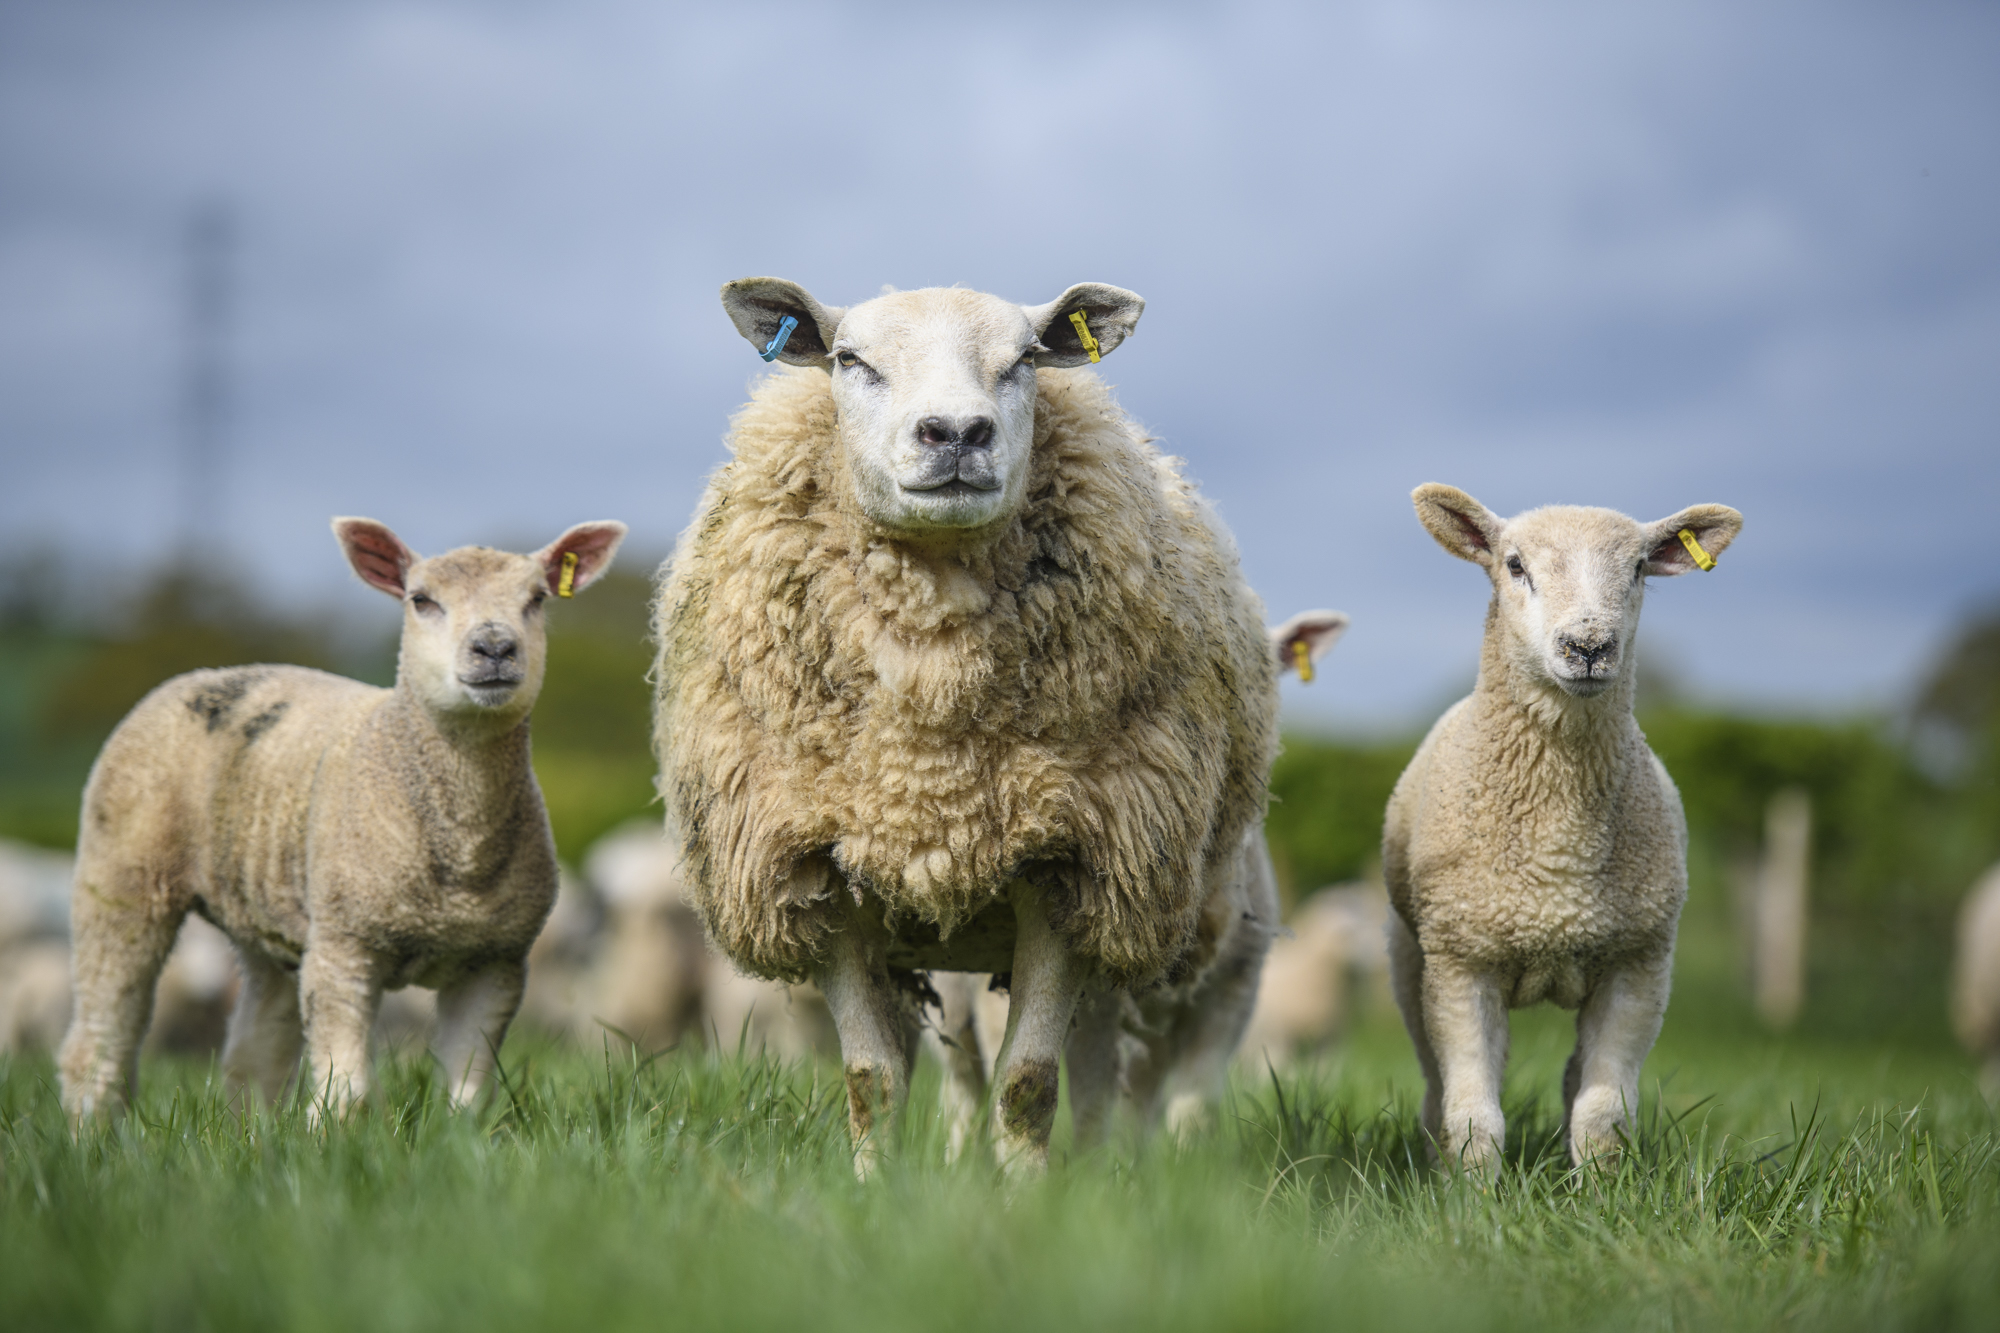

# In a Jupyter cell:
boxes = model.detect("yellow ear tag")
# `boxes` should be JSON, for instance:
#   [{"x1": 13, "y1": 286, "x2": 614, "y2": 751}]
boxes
[
  {"x1": 1068, "y1": 310, "x2": 1101, "y2": 363},
  {"x1": 1292, "y1": 638, "x2": 1314, "y2": 684},
  {"x1": 558, "y1": 550, "x2": 579, "y2": 598},
  {"x1": 1676, "y1": 528, "x2": 1716, "y2": 572}
]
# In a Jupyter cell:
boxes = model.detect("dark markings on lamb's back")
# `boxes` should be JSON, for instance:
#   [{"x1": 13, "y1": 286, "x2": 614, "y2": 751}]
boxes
[
  {"x1": 241, "y1": 702, "x2": 289, "y2": 745},
  {"x1": 185, "y1": 670, "x2": 269, "y2": 732}
]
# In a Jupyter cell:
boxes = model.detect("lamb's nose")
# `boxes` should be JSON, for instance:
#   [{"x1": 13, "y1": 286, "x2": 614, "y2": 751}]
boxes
[
  {"x1": 917, "y1": 416, "x2": 993, "y2": 447},
  {"x1": 1558, "y1": 634, "x2": 1615, "y2": 671},
  {"x1": 469, "y1": 626, "x2": 519, "y2": 662}
]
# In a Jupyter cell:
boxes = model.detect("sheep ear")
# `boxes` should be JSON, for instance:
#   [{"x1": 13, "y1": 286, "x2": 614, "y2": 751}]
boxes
[
  {"x1": 1024, "y1": 283, "x2": 1145, "y2": 367},
  {"x1": 720, "y1": 278, "x2": 844, "y2": 369},
  {"x1": 536, "y1": 521, "x2": 627, "y2": 596},
  {"x1": 1272, "y1": 610, "x2": 1350, "y2": 678},
  {"x1": 1643, "y1": 504, "x2": 1742, "y2": 576},
  {"x1": 1413, "y1": 484, "x2": 1501, "y2": 566},
  {"x1": 332, "y1": 517, "x2": 417, "y2": 598}
]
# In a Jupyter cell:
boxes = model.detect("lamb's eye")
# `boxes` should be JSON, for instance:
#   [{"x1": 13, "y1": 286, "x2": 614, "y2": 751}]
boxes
[
  {"x1": 411, "y1": 592, "x2": 442, "y2": 615},
  {"x1": 835, "y1": 351, "x2": 860, "y2": 369},
  {"x1": 529, "y1": 590, "x2": 547, "y2": 609},
  {"x1": 1506, "y1": 556, "x2": 1526, "y2": 578}
]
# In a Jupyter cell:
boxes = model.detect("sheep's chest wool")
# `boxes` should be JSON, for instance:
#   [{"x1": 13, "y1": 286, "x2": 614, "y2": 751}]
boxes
[{"x1": 654, "y1": 367, "x2": 1278, "y2": 984}]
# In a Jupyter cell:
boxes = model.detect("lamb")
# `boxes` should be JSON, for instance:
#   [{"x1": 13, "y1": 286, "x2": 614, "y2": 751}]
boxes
[
  {"x1": 59, "y1": 517, "x2": 625, "y2": 1118},
  {"x1": 1383, "y1": 484, "x2": 1740, "y2": 1171},
  {"x1": 1951, "y1": 863, "x2": 2000, "y2": 1097},
  {"x1": 924, "y1": 608, "x2": 1351, "y2": 1152},
  {"x1": 654, "y1": 277, "x2": 1284, "y2": 1173}
]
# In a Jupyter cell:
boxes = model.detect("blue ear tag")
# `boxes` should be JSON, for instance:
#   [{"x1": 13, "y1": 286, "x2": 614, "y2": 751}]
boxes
[{"x1": 760, "y1": 315, "x2": 799, "y2": 362}]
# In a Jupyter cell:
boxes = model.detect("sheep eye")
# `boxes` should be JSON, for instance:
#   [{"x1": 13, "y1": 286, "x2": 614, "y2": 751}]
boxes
[
  {"x1": 410, "y1": 592, "x2": 442, "y2": 615},
  {"x1": 529, "y1": 590, "x2": 547, "y2": 609},
  {"x1": 1505, "y1": 556, "x2": 1525, "y2": 578},
  {"x1": 835, "y1": 351, "x2": 860, "y2": 369}
]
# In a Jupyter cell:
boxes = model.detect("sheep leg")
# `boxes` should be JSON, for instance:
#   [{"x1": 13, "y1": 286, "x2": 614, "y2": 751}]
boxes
[
  {"x1": 221, "y1": 952, "x2": 303, "y2": 1106},
  {"x1": 1064, "y1": 983, "x2": 1124, "y2": 1150},
  {"x1": 1387, "y1": 912, "x2": 1444, "y2": 1149},
  {"x1": 928, "y1": 972, "x2": 990, "y2": 1162},
  {"x1": 58, "y1": 879, "x2": 185, "y2": 1120},
  {"x1": 1157, "y1": 925, "x2": 1271, "y2": 1141},
  {"x1": 1420, "y1": 957, "x2": 1509, "y2": 1176},
  {"x1": 816, "y1": 926, "x2": 912, "y2": 1179},
  {"x1": 299, "y1": 938, "x2": 382, "y2": 1119},
  {"x1": 990, "y1": 884, "x2": 1089, "y2": 1176},
  {"x1": 433, "y1": 962, "x2": 526, "y2": 1108},
  {"x1": 1564, "y1": 953, "x2": 1671, "y2": 1165}
]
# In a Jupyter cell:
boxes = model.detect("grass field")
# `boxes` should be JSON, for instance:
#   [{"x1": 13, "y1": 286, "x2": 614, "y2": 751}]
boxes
[{"x1": 4, "y1": 993, "x2": 1996, "y2": 1333}]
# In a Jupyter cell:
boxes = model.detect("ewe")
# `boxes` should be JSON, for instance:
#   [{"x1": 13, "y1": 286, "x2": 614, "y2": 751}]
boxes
[
  {"x1": 60, "y1": 518, "x2": 624, "y2": 1118},
  {"x1": 655, "y1": 278, "x2": 1287, "y2": 1173},
  {"x1": 1384, "y1": 484, "x2": 1740, "y2": 1171}
]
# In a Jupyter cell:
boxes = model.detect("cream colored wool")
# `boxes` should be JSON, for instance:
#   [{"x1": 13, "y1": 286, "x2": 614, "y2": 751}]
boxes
[
  {"x1": 1384, "y1": 484, "x2": 1741, "y2": 1169},
  {"x1": 654, "y1": 365, "x2": 1277, "y2": 987}
]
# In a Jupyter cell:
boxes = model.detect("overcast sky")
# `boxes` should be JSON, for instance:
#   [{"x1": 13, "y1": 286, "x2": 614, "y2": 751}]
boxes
[{"x1": 2, "y1": 0, "x2": 1996, "y2": 730}]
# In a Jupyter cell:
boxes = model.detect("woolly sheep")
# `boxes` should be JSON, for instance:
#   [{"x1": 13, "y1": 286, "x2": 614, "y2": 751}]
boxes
[
  {"x1": 654, "y1": 278, "x2": 1286, "y2": 1173},
  {"x1": 1952, "y1": 863, "x2": 2000, "y2": 1096},
  {"x1": 58, "y1": 517, "x2": 625, "y2": 1118},
  {"x1": 581, "y1": 820, "x2": 835, "y2": 1058},
  {"x1": 1237, "y1": 880, "x2": 1391, "y2": 1071},
  {"x1": 923, "y1": 609, "x2": 1351, "y2": 1151},
  {"x1": 1384, "y1": 484, "x2": 1740, "y2": 1171}
]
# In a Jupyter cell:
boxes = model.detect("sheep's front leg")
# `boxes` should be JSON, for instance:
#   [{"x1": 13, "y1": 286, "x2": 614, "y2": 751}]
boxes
[
  {"x1": 1421, "y1": 957, "x2": 1509, "y2": 1176},
  {"x1": 1565, "y1": 953, "x2": 1671, "y2": 1165},
  {"x1": 1387, "y1": 913, "x2": 1444, "y2": 1146},
  {"x1": 433, "y1": 962, "x2": 526, "y2": 1108},
  {"x1": 816, "y1": 925, "x2": 912, "y2": 1180},
  {"x1": 300, "y1": 938, "x2": 382, "y2": 1120},
  {"x1": 991, "y1": 883, "x2": 1089, "y2": 1176}
]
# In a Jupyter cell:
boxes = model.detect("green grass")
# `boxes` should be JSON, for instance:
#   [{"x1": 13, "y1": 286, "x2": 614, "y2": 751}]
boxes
[{"x1": 4, "y1": 1001, "x2": 1996, "y2": 1332}]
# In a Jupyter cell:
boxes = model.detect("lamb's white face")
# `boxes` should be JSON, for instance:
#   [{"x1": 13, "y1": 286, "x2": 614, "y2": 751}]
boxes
[
  {"x1": 1487, "y1": 508, "x2": 1654, "y2": 698},
  {"x1": 1413, "y1": 485, "x2": 1742, "y2": 701},
  {"x1": 720, "y1": 278, "x2": 1146, "y2": 541},
  {"x1": 829, "y1": 290, "x2": 1042, "y2": 534},
  {"x1": 332, "y1": 517, "x2": 627, "y2": 727},
  {"x1": 396, "y1": 548, "x2": 554, "y2": 719}
]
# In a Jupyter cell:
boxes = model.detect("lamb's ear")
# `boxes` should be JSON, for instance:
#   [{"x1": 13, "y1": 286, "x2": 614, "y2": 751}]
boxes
[
  {"x1": 1272, "y1": 610, "x2": 1350, "y2": 678},
  {"x1": 536, "y1": 521, "x2": 627, "y2": 596},
  {"x1": 1413, "y1": 484, "x2": 1501, "y2": 566},
  {"x1": 1024, "y1": 283, "x2": 1145, "y2": 367},
  {"x1": 332, "y1": 517, "x2": 417, "y2": 598},
  {"x1": 720, "y1": 278, "x2": 845, "y2": 369},
  {"x1": 1643, "y1": 504, "x2": 1742, "y2": 576}
]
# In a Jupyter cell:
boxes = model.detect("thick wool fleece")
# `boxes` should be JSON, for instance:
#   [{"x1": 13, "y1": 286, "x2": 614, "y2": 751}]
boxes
[{"x1": 654, "y1": 367, "x2": 1277, "y2": 984}]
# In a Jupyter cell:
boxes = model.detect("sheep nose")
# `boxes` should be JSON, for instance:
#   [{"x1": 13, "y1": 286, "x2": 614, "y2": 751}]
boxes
[
  {"x1": 468, "y1": 625, "x2": 519, "y2": 662},
  {"x1": 1557, "y1": 633, "x2": 1616, "y2": 672},
  {"x1": 917, "y1": 415, "x2": 994, "y2": 448}
]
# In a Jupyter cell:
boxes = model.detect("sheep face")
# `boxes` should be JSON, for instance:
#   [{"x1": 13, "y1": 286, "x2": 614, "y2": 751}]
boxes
[
  {"x1": 333, "y1": 518, "x2": 626, "y2": 724},
  {"x1": 720, "y1": 279, "x2": 1145, "y2": 540},
  {"x1": 1413, "y1": 485, "x2": 1741, "y2": 699}
]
